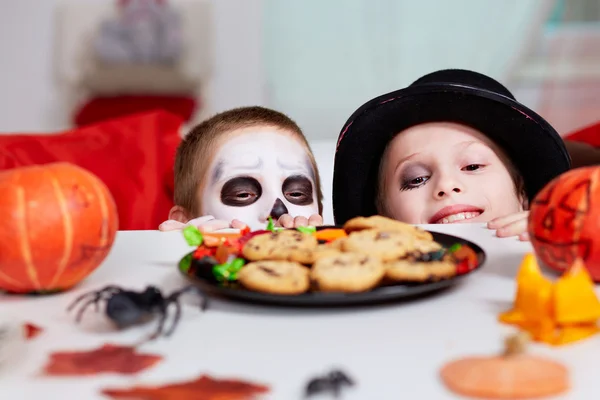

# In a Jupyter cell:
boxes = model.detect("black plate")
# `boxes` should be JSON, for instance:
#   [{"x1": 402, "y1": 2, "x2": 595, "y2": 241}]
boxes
[{"x1": 179, "y1": 227, "x2": 485, "y2": 307}]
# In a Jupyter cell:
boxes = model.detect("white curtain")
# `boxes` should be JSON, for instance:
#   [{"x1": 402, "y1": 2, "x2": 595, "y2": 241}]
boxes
[{"x1": 263, "y1": 0, "x2": 556, "y2": 140}]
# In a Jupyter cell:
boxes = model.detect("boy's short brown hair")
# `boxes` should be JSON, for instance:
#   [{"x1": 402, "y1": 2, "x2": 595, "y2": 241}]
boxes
[{"x1": 174, "y1": 106, "x2": 324, "y2": 216}]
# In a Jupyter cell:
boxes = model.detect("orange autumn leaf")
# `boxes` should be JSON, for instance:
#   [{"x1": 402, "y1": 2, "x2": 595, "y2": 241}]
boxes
[
  {"x1": 43, "y1": 344, "x2": 162, "y2": 376},
  {"x1": 553, "y1": 258, "x2": 600, "y2": 325},
  {"x1": 23, "y1": 323, "x2": 43, "y2": 340},
  {"x1": 101, "y1": 374, "x2": 270, "y2": 400}
]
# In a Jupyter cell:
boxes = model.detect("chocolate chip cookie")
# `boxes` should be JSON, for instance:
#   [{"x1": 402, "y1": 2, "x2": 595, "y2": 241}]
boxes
[
  {"x1": 242, "y1": 229, "x2": 318, "y2": 264},
  {"x1": 385, "y1": 251, "x2": 457, "y2": 282},
  {"x1": 237, "y1": 260, "x2": 310, "y2": 294},
  {"x1": 343, "y1": 215, "x2": 433, "y2": 241},
  {"x1": 342, "y1": 229, "x2": 416, "y2": 261},
  {"x1": 312, "y1": 244, "x2": 344, "y2": 262},
  {"x1": 413, "y1": 239, "x2": 443, "y2": 253},
  {"x1": 311, "y1": 253, "x2": 385, "y2": 292}
]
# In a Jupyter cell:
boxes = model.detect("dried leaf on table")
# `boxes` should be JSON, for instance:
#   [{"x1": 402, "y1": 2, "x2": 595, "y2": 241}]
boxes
[
  {"x1": 23, "y1": 323, "x2": 43, "y2": 340},
  {"x1": 101, "y1": 374, "x2": 270, "y2": 400},
  {"x1": 42, "y1": 344, "x2": 162, "y2": 376}
]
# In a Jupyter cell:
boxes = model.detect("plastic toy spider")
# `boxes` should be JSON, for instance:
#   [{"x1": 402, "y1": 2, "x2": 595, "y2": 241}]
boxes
[
  {"x1": 305, "y1": 369, "x2": 355, "y2": 398},
  {"x1": 67, "y1": 284, "x2": 208, "y2": 341}
]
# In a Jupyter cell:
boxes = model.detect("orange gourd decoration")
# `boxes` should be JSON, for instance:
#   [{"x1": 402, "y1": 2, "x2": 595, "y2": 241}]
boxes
[
  {"x1": 440, "y1": 332, "x2": 570, "y2": 399},
  {"x1": 528, "y1": 166, "x2": 600, "y2": 281},
  {"x1": 499, "y1": 254, "x2": 600, "y2": 345},
  {"x1": 0, "y1": 163, "x2": 118, "y2": 294}
]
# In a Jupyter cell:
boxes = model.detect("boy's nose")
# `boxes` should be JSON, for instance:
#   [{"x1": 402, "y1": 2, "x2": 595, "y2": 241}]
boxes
[{"x1": 269, "y1": 198, "x2": 289, "y2": 219}]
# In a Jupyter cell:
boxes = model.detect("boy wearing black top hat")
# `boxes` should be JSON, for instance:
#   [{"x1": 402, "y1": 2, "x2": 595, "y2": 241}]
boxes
[{"x1": 332, "y1": 69, "x2": 574, "y2": 240}]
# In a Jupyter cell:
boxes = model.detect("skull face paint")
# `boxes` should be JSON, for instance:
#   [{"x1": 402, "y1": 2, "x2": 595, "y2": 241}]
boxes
[{"x1": 200, "y1": 128, "x2": 319, "y2": 230}]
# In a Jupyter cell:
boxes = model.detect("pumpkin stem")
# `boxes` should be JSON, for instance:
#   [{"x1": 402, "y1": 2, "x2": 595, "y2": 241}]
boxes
[{"x1": 503, "y1": 331, "x2": 530, "y2": 356}]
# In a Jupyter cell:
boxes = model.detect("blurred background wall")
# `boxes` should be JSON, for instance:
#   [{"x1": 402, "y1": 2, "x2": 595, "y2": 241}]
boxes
[{"x1": 0, "y1": 0, "x2": 598, "y2": 138}]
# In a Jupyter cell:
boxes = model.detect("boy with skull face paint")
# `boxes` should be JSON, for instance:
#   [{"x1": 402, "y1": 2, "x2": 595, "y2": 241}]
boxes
[{"x1": 159, "y1": 106, "x2": 324, "y2": 232}]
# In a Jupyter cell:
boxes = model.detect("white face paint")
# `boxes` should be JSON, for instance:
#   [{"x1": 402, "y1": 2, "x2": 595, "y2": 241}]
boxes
[{"x1": 200, "y1": 129, "x2": 319, "y2": 230}]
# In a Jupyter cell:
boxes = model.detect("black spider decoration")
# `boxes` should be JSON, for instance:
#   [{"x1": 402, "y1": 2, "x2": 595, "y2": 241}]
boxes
[
  {"x1": 305, "y1": 369, "x2": 355, "y2": 398},
  {"x1": 67, "y1": 284, "x2": 208, "y2": 341}
]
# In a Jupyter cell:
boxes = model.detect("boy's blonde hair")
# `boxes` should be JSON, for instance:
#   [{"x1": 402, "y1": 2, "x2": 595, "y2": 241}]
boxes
[{"x1": 174, "y1": 106, "x2": 324, "y2": 216}]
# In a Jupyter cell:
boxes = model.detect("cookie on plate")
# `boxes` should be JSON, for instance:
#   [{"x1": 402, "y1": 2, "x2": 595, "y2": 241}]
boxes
[
  {"x1": 242, "y1": 229, "x2": 317, "y2": 264},
  {"x1": 237, "y1": 260, "x2": 310, "y2": 295},
  {"x1": 385, "y1": 257, "x2": 457, "y2": 282},
  {"x1": 312, "y1": 244, "x2": 344, "y2": 261},
  {"x1": 413, "y1": 239, "x2": 443, "y2": 254},
  {"x1": 343, "y1": 215, "x2": 433, "y2": 241},
  {"x1": 325, "y1": 237, "x2": 347, "y2": 250},
  {"x1": 311, "y1": 253, "x2": 385, "y2": 292},
  {"x1": 342, "y1": 229, "x2": 416, "y2": 261}
]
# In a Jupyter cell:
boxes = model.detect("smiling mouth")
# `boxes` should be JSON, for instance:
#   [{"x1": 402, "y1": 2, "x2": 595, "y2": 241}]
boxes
[
  {"x1": 434, "y1": 211, "x2": 482, "y2": 224},
  {"x1": 429, "y1": 205, "x2": 484, "y2": 224}
]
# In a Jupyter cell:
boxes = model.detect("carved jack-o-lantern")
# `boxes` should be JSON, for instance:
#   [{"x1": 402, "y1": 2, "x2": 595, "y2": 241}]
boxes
[{"x1": 528, "y1": 166, "x2": 600, "y2": 282}]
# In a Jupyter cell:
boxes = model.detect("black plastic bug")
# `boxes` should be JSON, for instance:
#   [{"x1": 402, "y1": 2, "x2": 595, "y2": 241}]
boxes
[
  {"x1": 305, "y1": 369, "x2": 355, "y2": 398},
  {"x1": 67, "y1": 285, "x2": 208, "y2": 341}
]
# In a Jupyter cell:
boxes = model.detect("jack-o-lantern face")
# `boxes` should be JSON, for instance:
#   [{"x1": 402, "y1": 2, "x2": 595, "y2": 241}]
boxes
[{"x1": 528, "y1": 166, "x2": 600, "y2": 282}]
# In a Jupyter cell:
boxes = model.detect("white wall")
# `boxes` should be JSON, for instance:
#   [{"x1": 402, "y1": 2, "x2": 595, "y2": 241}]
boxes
[{"x1": 0, "y1": 0, "x2": 265, "y2": 133}]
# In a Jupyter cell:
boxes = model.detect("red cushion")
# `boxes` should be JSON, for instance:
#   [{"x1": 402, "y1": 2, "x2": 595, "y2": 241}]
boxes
[
  {"x1": 0, "y1": 111, "x2": 182, "y2": 230},
  {"x1": 564, "y1": 121, "x2": 600, "y2": 148},
  {"x1": 74, "y1": 95, "x2": 197, "y2": 127}
]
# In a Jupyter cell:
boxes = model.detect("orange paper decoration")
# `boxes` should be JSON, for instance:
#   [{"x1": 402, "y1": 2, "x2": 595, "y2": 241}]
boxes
[
  {"x1": 499, "y1": 254, "x2": 600, "y2": 345},
  {"x1": 440, "y1": 332, "x2": 570, "y2": 399}
]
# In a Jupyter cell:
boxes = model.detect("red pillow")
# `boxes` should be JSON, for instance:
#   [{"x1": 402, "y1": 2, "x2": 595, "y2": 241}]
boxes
[
  {"x1": 564, "y1": 121, "x2": 600, "y2": 148},
  {"x1": 74, "y1": 95, "x2": 198, "y2": 127},
  {"x1": 0, "y1": 111, "x2": 182, "y2": 230}
]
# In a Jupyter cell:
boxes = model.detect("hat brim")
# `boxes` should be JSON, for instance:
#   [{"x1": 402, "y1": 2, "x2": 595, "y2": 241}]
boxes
[{"x1": 332, "y1": 83, "x2": 571, "y2": 225}]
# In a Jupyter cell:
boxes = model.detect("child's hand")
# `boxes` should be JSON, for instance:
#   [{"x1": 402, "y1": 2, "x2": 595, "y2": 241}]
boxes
[
  {"x1": 487, "y1": 211, "x2": 530, "y2": 241},
  {"x1": 275, "y1": 214, "x2": 323, "y2": 229},
  {"x1": 158, "y1": 215, "x2": 247, "y2": 232}
]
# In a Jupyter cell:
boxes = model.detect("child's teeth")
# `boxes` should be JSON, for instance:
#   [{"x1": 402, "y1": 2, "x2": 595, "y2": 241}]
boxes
[{"x1": 440, "y1": 212, "x2": 480, "y2": 224}]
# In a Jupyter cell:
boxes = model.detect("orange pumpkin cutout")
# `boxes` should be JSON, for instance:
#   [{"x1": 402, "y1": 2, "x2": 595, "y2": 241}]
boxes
[
  {"x1": 0, "y1": 162, "x2": 118, "y2": 294},
  {"x1": 499, "y1": 254, "x2": 600, "y2": 346},
  {"x1": 528, "y1": 166, "x2": 600, "y2": 281},
  {"x1": 500, "y1": 253, "x2": 553, "y2": 325},
  {"x1": 440, "y1": 332, "x2": 570, "y2": 399},
  {"x1": 553, "y1": 259, "x2": 600, "y2": 325}
]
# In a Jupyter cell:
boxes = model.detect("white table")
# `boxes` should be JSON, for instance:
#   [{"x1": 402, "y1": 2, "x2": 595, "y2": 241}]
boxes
[{"x1": 1, "y1": 223, "x2": 598, "y2": 400}]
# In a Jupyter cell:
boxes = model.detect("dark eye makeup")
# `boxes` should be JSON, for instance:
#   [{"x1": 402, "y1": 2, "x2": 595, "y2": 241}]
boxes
[
  {"x1": 462, "y1": 164, "x2": 484, "y2": 171},
  {"x1": 398, "y1": 160, "x2": 488, "y2": 192},
  {"x1": 282, "y1": 175, "x2": 314, "y2": 206},
  {"x1": 400, "y1": 175, "x2": 429, "y2": 191},
  {"x1": 220, "y1": 177, "x2": 262, "y2": 207}
]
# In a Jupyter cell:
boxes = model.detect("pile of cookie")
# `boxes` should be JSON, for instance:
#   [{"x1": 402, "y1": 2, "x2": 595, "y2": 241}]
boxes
[{"x1": 237, "y1": 216, "x2": 459, "y2": 295}]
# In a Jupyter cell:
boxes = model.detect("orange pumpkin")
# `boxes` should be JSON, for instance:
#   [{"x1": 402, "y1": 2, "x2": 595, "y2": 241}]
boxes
[
  {"x1": 528, "y1": 166, "x2": 600, "y2": 282},
  {"x1": 0, "y1": 162, "x2": 118, "y2": 293}
]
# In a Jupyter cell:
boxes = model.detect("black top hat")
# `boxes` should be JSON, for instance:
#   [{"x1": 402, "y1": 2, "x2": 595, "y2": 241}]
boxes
[{"x1": 332, "y1": 68, "x2": 571, "y2": 225}]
